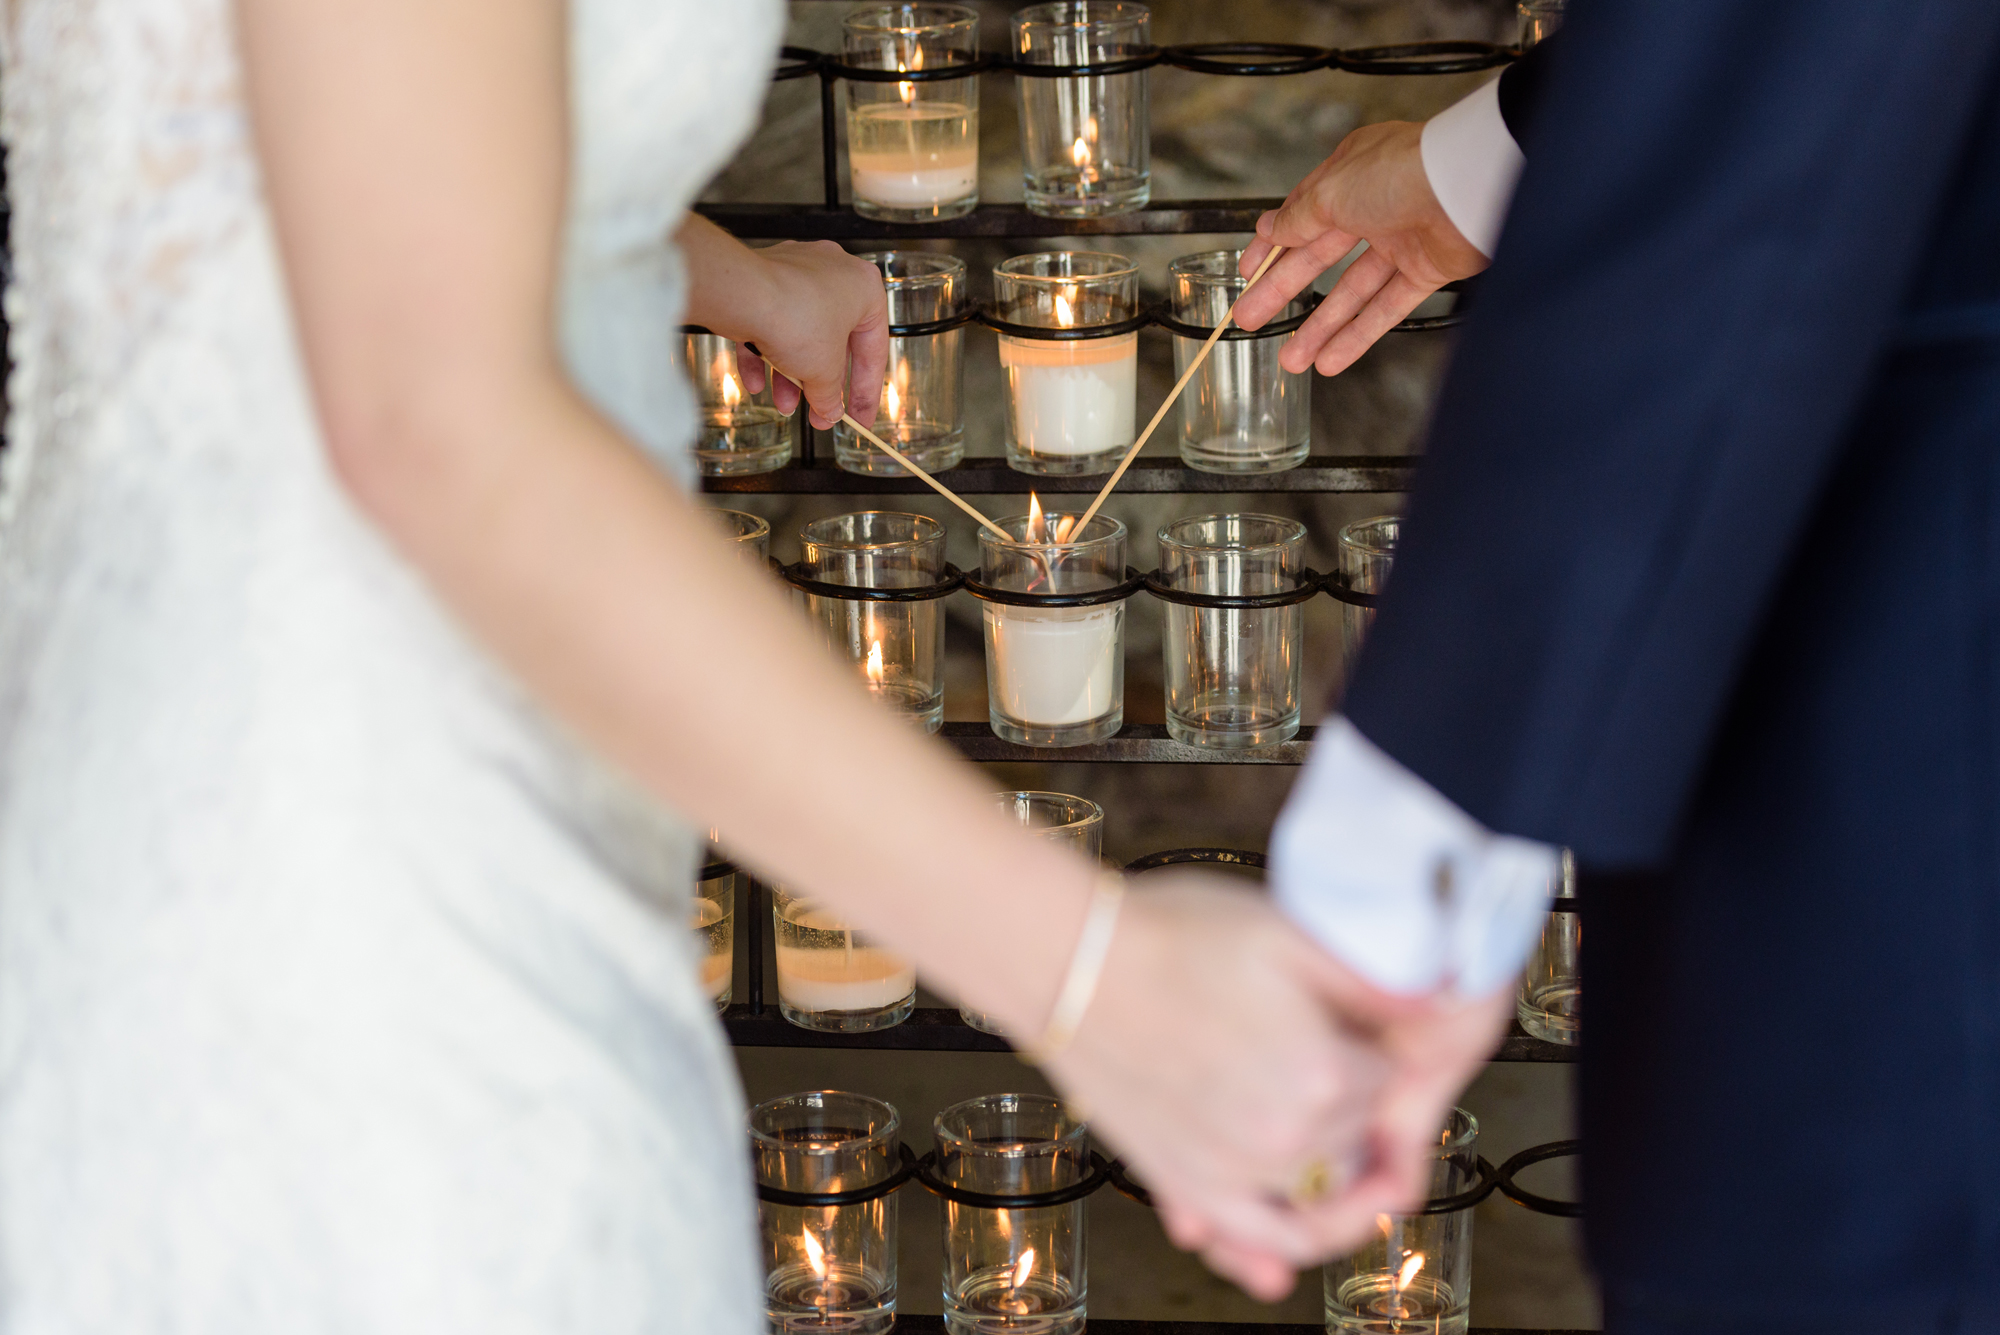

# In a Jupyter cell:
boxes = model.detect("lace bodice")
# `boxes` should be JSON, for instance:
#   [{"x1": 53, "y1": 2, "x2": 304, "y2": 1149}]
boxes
[{"x1": 0, "y1": 3, "x2": 786, "y2": 1331}]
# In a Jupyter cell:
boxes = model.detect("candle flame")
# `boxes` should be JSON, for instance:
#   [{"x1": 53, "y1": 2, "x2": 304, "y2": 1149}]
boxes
[
  {"x1": 1024, "y1": 492, "x2": 1076, "y2": 546},
  {"x1": 1071, "y1": 135, "x2": 1091, "y2": 169},
  {"x1": 1010, "y1": 1248, "x2": 1036, "y2": 1290},
  {"x1": 865, "y1": 639, "x2": 885, "y2": 684},
  {"x1": 898, "y1": 49, "x2": 922, "y2": 103},
  {"x1": 1395, "y1": 1250, "x2": 1425, "y2": 1292},
  {"x1": 720, "y1": 367, "x2": 742, "y2": 409},
  {"x1": 802, "y1": 1229, "x2": 828, "y2": 1282},
  {"x1": 1054, "y1": 291, "x2": 1076, "y2": 328},
  {"x1": 883, "y1": 359, "x2": 908, "y2": 420}
]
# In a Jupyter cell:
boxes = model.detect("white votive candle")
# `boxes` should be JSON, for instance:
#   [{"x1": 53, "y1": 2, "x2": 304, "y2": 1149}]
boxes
[
  {"x1": 848, "y1": 102, "x2": 978, "y2": 212},
  {"x1": 1000, "y1": 333, "x2": 1137, "y2": 463},
  {"x1": 775, "y1": 904, "x2": 916, "y2": 1015},
  {"x1": 985, "y1": 604, "x2": 1121, "y2": 726}
]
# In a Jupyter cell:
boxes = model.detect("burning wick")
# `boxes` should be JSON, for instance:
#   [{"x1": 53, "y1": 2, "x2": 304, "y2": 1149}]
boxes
[
  {"x1": 1024, "y1": 492, "x2": 1078, "y2": 548},
  {"x1": 1394, "y1": 1251, "x2": 1425, "y2": 1293},
  {"x1": 1071, "y1": 134, "x2": 1096, "y2": 186},
  {"x1": 865, "y1": 639, "x2": 885, "y2": 686},
  {"x1": 1011, "y1": 1248, "x2": 1036, "y2": 1291},
  {"x1": 720, "y1": 367, "x2": 743, "y2": 411},
  {"x1": 801, "y1": 1228, "x2": 831, "y2": 1307},
  {"x1": 997, "y1": 1247, "x2": 1038, "y2": 1315}
]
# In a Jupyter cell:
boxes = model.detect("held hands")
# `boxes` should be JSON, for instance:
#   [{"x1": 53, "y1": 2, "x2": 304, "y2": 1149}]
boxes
[
  {"x1": 1234, "y1": 120, "x2": 1489, "y2": 377},
  {"x1": 1039, "y1": 871, "x2": 1511, "y2": 1300}
]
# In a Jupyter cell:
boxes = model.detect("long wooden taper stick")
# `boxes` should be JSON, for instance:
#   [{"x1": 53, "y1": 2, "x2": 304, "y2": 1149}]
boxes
[
  {"x1": 1071, "y1": 245, "x2": 1288, "y2": 534},
  {"x1": 762, "y1": 360, "x2": 1013, "y2": 544}
]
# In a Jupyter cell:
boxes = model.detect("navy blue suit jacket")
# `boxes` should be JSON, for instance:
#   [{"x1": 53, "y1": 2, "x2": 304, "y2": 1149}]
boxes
[{"x1": 1343, "y1": 0, "x2": 2000, "y2": 1325}]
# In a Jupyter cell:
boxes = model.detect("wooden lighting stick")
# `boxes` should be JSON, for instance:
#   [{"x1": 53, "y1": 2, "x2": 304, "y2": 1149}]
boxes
[
  {"x1": 763, "y1": 360, "x2": 1013, "y2": 544},
  {"x1": 1070, "y1": 245, "x2": 1288, "y2": 535}
]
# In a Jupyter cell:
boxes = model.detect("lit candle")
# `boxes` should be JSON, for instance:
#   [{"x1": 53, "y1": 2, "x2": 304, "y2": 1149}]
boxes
[
  {"x1": 847, "y1": 57, "x2": 978, "y2": 214},
  {"x1": 692, "y1": 897, "x2": 731, "y2": 1002},
  {"x1": 774, "y1": 898, "x2": 915, "y2": 1018},
  {"x1": 994, "y1": 269, "x2": 1138, "y2": 471}
]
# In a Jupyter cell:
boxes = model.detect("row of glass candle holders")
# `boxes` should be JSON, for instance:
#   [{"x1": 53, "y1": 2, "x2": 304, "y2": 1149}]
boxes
[
  {"x1": 680, "y1": 248, "x2": 1314, "y2": 480},
  {"x1": 751, "y1": 1088, "x2": 1484, "y2": 1335},
  {"x1": 719, "y1": 506, "x2": 1384, "y2": 752},
  {"x1": 827, "y1": 2, "x2": 1567, "y2": 226},
  {"x1": 693, "y1": 796, "x2": 1582, "y2": 1048}
]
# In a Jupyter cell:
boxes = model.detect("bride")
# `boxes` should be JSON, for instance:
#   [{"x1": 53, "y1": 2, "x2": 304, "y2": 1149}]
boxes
[{"x1": 0, "y1": 0, "x2": 1401, "y2": 1327}]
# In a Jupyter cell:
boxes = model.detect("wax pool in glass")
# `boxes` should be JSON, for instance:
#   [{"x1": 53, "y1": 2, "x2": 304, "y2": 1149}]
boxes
[
  {"x1": 844, "y1": 5, "x2": 980, "y2": 222},
  {"x1": 799, "y1": 512, "x2": 948, "y2": 734},
  {"x1": 1324, "y1": 1108, "x2": 1479, "y2": 1335},
  {"x1": 994, "y1": 252, "x2": 1138, "y2": 476},
  {"x1": 935, "y1": 1094, "x2": 1089, "y2": 1335},
  {"x1": 1158, "y1": 514, "x2": 1307, "y2": 749},
  {"x1": 771, "y1": 884, "x2": 917, "y2": 1033},
  {"x1": 752, "y1": 1091, "x2": 902, "y2": 1335},
  {"x1": 980, "y1": 509, "x2": 1128, "y2": 748},
  {"x1": 959, "y1": 793, "x2": 1105, "y2": 1035},
  {"x1": 1336, "y1": 515, "x2": 1398, "y2": 696},
  {"x1": 681, "y1": 333, "x2": 791, "y2": 476},
  {"x1": 694, "y1": 857, "x2": 736, "y2": 1010},
  {"x1": 834, "y1": 253, "x2": 967, "y2": 477},
  {"x1": 1012, "y1": 2, "x2": 1151, "y2": 217},
  {"x1": 1170, "y1": 251, "x2": 1311, "y2": 473},
  {"x1": 1519, "y1": 849, "x2": 1580, "y2": 1045}
]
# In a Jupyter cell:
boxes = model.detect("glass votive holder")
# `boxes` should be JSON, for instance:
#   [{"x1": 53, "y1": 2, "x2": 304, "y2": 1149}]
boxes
[
  {"x1": 844, "y1": 5, "x2": 981, "y2": 222},
  {"x1": 977, "y1": 510, "x2": 1129, "y2": 748},
  {"x1": 834, "y1": 254, "x2": 967, "y2": 477},
  {"x1": 771, "y1": 884, "x2": 917, "y2": 1033},
  {"x1": 751, "y1": 1091, "x2": 902, "y2": 1335},
  {"x1": 1518, "y1": 0, "x2": 1566, "y2": 47},
  {"x1": 994, "y1": 252, "x2": 1139, "y2": 476},
  {"x1": 959, "y1": 792, "x2": 1105, "y2": 1035},
  {"x1": 1336, "y1": 514, "x2": 1398, "y2": 688},
  {"x1": 935, "y1": 1093, "x2": 1089, "y2": 1335},
  {"x1": 798, "y1": 512, "x2": 949, "y2": 734},
  {"x1": 694, "y1": 855, "x2": 737, "y2": 1011},
  {"x1": 681, "y1": 332, "x2": 792, "y2": 476},
  {"x1": 1012, "y1": 2, "x2": 1151, "y2": 218},
  {"x1": 714, "y1": 508, "x2": 772, "y2": 563},
  {"x1": 1324, "y1": 1108, "x2": 1479, "y2": 1335},
  {"x1": 1168, "y1": 251, "x2": 1311, "y2": 473},
  {"x1": 1518, "y1": 849, "x2": 1580, "y2": 1045},
  {"x1": 1156, "y1": 514, "x2": 1308, "y2": 750}
]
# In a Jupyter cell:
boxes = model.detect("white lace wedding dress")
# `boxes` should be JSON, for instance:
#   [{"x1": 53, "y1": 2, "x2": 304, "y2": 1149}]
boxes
[{"x1": 0, "y1": 1, "x2": 780, "y2": 1329}]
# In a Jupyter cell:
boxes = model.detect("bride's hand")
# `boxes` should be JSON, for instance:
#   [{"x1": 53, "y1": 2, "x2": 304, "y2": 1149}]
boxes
[
  {"x1": 1036, "y1": 872, "x2": 1403, "y2": 1299},
  {"x1": 733, "y1": 240, "x2": 890, "y2": 431}
]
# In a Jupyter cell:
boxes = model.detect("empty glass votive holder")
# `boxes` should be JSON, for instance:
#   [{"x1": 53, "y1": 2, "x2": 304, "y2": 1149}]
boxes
[
  {"x1": 978, "y1": 511, "x2": 1129, "y2": 748},
  {"x1": 1012, "y1": 2, "x2": 1151, "y2": 218},
  {"x1": 681, "y1": 332, "x2": 793, "y2": 476},
  {"x1": 1157, "y1": 514, "x2": 1308, "y2": 749},
  {"x1": 694, "y1": 856, "x2": 737, "y2": 1010},
  {"x1": 715, "y1": 508, "x2": 772, "y2": 563},
  {"x1": 752, "y1": 1091, "x2": 902, "y2": 1335},
  {"x1": 799, "y1": 513, "x2": 949, "y2": 734},
  {"x1": 1324, "y1": 1108, "x2": 1479, "y2": 1335},
  {"x1": 960, "y1": 793, "x2": 1105, "y2": 1034},
  {"x1": 1336, "y1": 514, "x2": 1398, "y2": 690},
  {"x1": 1519, "y1": 848, "x2": 1580, "y2": 1045},
  {"x1": 1519, "y1": 0, "x2": 1566, "y2": 47},
  {"x1": 844, "y1": 5, "x2": 981, "y2": 222},
  {"x1": 834, "y1": 254, "x2": 967, "y2": 477},
  {"x1": 994, "y1": 252, "x2": 1139, "y2": 476},
  {"x1": 771, "y1": 884, "x2": 917, "y2": 1033},
  {"x1": 935, "y1": 1093, "x2": 1089, "y2": 1335},
  {"x1": 1169, "y1": 251, "x2": 1311, "y2": 473}
]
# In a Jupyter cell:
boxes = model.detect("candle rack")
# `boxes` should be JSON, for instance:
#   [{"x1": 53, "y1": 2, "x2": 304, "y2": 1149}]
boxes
[{"x1": 701, "y1": 22, "x2": 1597, "y2": 1334}]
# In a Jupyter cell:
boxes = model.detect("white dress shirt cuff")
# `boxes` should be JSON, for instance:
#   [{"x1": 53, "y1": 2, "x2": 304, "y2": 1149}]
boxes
[
  {"x1": 1270, "y1": 717, "x2": 1559, "y2": 998},
  {"x1": 1418, "y1": 76, "x2": 1524, "y2": 260}
]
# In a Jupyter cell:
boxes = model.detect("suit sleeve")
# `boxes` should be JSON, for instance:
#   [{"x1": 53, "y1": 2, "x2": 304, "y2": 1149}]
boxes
[{"x1": 1344, "y1": 0, "x2": 2000, "y2": 866}]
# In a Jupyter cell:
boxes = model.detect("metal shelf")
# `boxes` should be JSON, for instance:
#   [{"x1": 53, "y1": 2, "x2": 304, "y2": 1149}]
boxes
[
  {"x1": 725, "y1": 1001, "x2": 1574, "y2": 1064},
  {"x1": 941, "y1": 722, "x2": 1313, "y2": 765},
  {"x1": 893, "y1": 1316, "x2": 1588, "y2": 1334},
  {"x1": 703, "y1": 456, "x2": 1417, "y2": 497},
  {"x1": 696, "y1": 198, "x2": 1282, "y2": 241}
]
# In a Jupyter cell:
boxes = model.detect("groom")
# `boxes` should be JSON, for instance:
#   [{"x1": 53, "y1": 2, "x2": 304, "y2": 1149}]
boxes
[{"x1": 1245, "y1": 0, "x2": 2000, "y2": 1328}]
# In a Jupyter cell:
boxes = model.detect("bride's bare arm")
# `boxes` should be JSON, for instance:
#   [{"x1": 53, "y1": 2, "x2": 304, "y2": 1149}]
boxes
[{"x1": 235, "y1": 0, "x2": 1402, "y2": 1285}]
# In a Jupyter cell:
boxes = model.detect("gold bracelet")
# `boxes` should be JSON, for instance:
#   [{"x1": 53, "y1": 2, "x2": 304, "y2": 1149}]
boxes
[{"x1": 1025, "y1": 872, "x2": 1126, "y2": 1064}]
